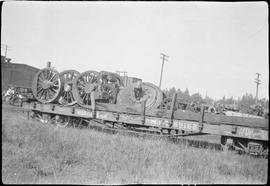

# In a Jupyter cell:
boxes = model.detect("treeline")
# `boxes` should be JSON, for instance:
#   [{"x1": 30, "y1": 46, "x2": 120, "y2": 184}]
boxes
[{"x1": 163, "y1": 87, "x2": 269, "y2": 110}]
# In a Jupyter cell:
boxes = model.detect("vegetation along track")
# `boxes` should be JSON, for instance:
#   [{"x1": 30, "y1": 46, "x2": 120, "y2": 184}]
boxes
[{"x1": 2, "y1": 103, "x2": 266, "y2": 159}]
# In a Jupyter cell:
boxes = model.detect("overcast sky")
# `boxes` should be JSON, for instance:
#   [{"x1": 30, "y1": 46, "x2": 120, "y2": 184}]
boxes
[{"x1": 1, "y1": 1, "x2": 268, "y2": 100}]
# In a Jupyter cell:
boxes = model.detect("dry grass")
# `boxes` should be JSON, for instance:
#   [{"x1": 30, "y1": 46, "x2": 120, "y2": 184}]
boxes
[{"x1": 2, "y1": 108, "x2": 268, "y2": 184}]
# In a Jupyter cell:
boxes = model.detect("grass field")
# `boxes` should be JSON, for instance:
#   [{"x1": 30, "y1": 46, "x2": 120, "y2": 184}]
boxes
[{"x1": 2, "y1": 107, "x2": 268, "y2": 184}]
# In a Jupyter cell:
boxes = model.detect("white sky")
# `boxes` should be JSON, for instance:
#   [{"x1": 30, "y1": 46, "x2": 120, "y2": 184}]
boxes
[{"x1": 1, "y1": 1, "x2": 268, "y2": 100}]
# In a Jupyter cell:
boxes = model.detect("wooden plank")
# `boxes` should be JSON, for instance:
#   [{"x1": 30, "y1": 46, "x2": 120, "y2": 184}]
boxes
[
  {"x1": 202, "y1": 123, "x2": 268, "y2": 141},
  {"x1": 25, "y1": 102, "x2": 268, "y2": 130},
  {"x1": 203, "y1": 113, "x2": 268, "y2": 129},
  {"x1": 85, "y1": 103, "x2": 269, "y2": 130},
  {"x1": 96, "y1": 103, "x2": 141, "y2": 115}
]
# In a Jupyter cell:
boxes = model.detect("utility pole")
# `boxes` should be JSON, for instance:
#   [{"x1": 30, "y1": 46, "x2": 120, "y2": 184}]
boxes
[
  {"x1": 254, "y1": 73, "x2": 261, "y2": 104},
  {"x1": 159, "y1": 53, "x2": 169, "y2": 89},
  {"x1": 1, "y1": 44, "x2": 11, "y2": 59},
  {"x1": 116, "y1": 71, "x2": 128, "y2": 86}
]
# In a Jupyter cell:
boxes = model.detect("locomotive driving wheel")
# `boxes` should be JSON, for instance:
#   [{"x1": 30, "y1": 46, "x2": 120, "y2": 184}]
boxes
[
  {"x1": 32, "y1": 68, "x2": 62, "y2": 103},
  {"x1": 58, "y1": 70, "x2": 80, "y2": 105},
  {"x1": 117, "y1": 82, "x2": 163, "y2": 111},
  {"x1": 72, "y1": 70, "x2": 99, "y2": 106}
]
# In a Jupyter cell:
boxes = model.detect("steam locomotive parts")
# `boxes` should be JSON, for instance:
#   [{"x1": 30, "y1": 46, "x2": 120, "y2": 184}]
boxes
[
  {"x1": 72, "y1": 70, "x2": 99, "y2": 106},
  {"x1": 58, "y1": 70, "x2": 80, "y2": 105},
  {"x1": 32, "y1": 68, "x2": 62, "y2": 103},
  {"x1": 117, "y1": 82, "x2": 163, "y2": 111}
]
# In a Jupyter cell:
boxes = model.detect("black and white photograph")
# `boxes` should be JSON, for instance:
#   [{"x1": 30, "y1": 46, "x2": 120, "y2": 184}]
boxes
[{"x1": 1, "y1": 1, "x2": 268, "y2": 184}]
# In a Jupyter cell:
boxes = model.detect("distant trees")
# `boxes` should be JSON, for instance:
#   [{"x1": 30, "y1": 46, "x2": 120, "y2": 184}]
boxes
[{"x1": 162, "y1": 87, "x2": 269, "y2": 110}]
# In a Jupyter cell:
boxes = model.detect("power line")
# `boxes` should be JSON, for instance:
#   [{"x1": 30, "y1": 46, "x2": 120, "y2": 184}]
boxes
[{"x1": 159, "y1": 53, "x2": 169, "y2": 89}]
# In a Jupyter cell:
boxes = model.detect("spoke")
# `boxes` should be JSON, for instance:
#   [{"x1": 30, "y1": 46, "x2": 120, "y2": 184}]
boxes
[
  {"x1": 70, "y1": 73, "x2": 75, "y2": 80},
  {"x1": 53, "y1": 79, "x2": 59, "y2": 84},
  {"x1": 42, "y1": 89, "x2": 47, "y2": 100},
  {"x1": 66, "y1": 91, "x2": 70, "y2": 102},
  {"x1": 47, "y1": 70, "x2": 52, "y2": 80},
  {"x1": 77, "y1": 82, "x2": 85, "y2": 88},
  {"x1": 63, "y1": 91, "x2": 67, "y2": 99},
  {"x1": 52, "y1": 87, "x2": 59, "y2": 94},
  {"x1": 38, "y1": 89, "x2": 44, "y2": 97},
  {"x1": 82, "y1": 93, "x2": 87, "y2": 101},
  {"x1": 69, "y1": 92, "x2": 75, "y2": 102},
  {"x1": 86, "y1": 93, "x2": 89, "y2": 105},
  {"x1": 47, "y1": 89, "x2": 53, "y2": 99},
  {"x1": 49, "y1": 73, "x2": 56, "y2": 81},
  {"x1": 65, "y1": 73, "x2": 69, "y2": 81},
  {"x1": 82, "y1": 76, "x2": 86, "y2": 83},
  {"x1": 69, "y1": 73, "x2": 73, "y2": 81},
  {"x1": 53, "y1": 81, "x2": 59, "y2": 86},
  {"x1": 50, "y1": 87, "x2": 57, "y2": 94},
  {"x1": 37, "y1": 88, "x2": 43, "y2": 95},
  {"x1": 38, "y1": 75, "x2": 44, "y2": 82},
  {"x1": 48, "y1": 70, "x2": 52, "y2": 80},
  {"x1": 67, "y1": 92, "x2": 72, "y2": 102},
  {"x1": 45, "y1": 90, "x2": 49, "y2": 100}
]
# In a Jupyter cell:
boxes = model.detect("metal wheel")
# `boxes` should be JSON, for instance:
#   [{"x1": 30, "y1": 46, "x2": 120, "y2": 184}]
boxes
[
  {"x1": 58, "y1": 70, "x2": 80, "y2": 105},
  {"x1": 72, "y1": 70, "x2": 99, "y2": 106},
  {"x1": 117, "y1": 82, "x2": 163, "y2": 111},
  {"x1": 32, "y1": 68, "x2": 62, "y2": 103}
]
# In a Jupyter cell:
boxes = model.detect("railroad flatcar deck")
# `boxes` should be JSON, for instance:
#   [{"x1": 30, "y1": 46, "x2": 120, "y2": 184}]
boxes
[{"x1": 21, "y1": 99, "x2": 268, "y2": 143}]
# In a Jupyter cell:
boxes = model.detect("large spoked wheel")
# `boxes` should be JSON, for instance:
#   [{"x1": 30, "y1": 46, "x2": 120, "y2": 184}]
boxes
[
  {"x1": 32, "y1": 68, "x2": 62, "y2": 103},
  {"x1": 117, "y1": 82, "x2": 163, "y2": 111},
  {"x1": 58, "y1": 70, "x2": 80, "y2": 105},
  {"x1": 72, "y1": 70, "x2": 99, "y2": 106}
]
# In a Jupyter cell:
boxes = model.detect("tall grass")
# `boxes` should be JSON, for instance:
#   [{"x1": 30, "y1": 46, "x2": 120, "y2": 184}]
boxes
[{"x1": 2, "y1": 108, "x2": 268, "y2": 184}]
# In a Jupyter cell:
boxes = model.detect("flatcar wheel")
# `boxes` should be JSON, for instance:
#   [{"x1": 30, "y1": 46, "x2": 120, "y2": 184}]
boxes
[
  {"x1": 58, "y1": 70, "x2": 80, "y2": 105},
  {"x1": 32, "y1": 68, "x2": 62, "y2": 103},
  {"x1": 72, "y1": 70, "x2": 99, "y2": 106}
]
